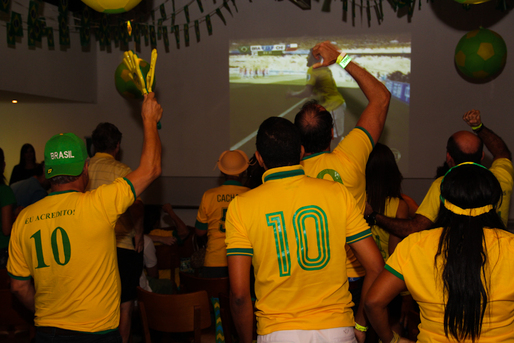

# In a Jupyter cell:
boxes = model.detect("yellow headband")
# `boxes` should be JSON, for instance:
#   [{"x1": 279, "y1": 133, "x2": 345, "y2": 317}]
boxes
[{"x1": 442, "y1": 198, "x2": 493, "y2": 217}]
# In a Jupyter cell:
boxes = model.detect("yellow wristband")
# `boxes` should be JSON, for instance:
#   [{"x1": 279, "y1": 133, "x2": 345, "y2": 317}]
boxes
[
  {"x1": 472, "y1": 123, "x2": 483, "y2": 131},
  {"x1": 336, "y1": 52, "x2": 347, "y2": 64},
  {"x1": 355, "y1": 322, "x2": 368, "y2": 332},
  {"x1": 390, "y1": 331, "x2": 400, "y2": 343},
  {"x1": 338, "y1": 54, "x2": 352, "y2": 69}
]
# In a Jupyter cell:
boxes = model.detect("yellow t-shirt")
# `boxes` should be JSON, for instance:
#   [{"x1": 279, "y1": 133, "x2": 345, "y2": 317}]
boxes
[
  {"x1": 8, "y1": 177, "x2": 135, "y2": 332},
  {"x1": 195, "y1": 181, "x2": 249, "y2": 267},
  {"x1": 301, "y1": 127, "x2": 374, "y2": 277},
  {"x1": 386, "y1": 227, "x2": 514, "y2": 343},
  {"x1": 371, "y1": 197, "x2": 400, "y2": 262},
  {"x1": 226, "y1": 165, "x2": 371, "y2": 335},
  {"x1": 86, "y1": 152, "x2": 141, "y2": 250},
  {"x1": 306, "y1": 67, "x2": 345, "y2": 112},
  {"x1": 416, "y1": 158, "x2": 513, "y2": 227}
]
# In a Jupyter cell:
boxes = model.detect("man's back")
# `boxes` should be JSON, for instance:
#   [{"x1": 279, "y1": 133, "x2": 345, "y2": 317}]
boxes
[
  {"x1": 8, "y1": 178, "x2": 135, "y2": 331},
  {"x1": 226, "y1": 165, "x2": 370, "y2": 335}
]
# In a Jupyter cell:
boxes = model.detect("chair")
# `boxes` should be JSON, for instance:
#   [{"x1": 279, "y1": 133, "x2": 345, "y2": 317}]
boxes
[
  {"x1": 0, "y1": 289, "x2": 35, "y2": 340},
  {"x1": 179, "y1": 271, "x2": 229, "y2": 299},
  {"x1": 137, "y1": 286, "x2": 211, "y2": 343}
]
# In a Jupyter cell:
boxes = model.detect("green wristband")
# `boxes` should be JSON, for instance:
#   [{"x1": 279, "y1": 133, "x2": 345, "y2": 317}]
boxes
[
  {"x1": 338, "y1": 54, "x2": 352, "y2": 69},
  {"x1": 355, "y1": 322, "x2": 368, "y2": 332}
]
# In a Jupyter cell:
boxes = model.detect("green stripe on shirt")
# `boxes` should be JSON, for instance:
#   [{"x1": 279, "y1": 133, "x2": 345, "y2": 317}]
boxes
[
  {"x1": 227, "y1": 248, "x2": 253, "y2": 256},
  {"x1": 195, "y1": 220, "x2": 208, "y2": 231},
  {"x1": 347, "y1": 229, "x2": 372, "y2": 244},
  {"x1": 385, "y1": 264, "x2": 404, "y2": 281}
]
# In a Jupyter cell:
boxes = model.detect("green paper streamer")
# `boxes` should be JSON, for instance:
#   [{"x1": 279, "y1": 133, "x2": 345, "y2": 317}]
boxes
[
  {"x1": 174, "y1": 25, "x2": 180, "y2": 48},
  {"x1": 172, "y1": 0, "x2": 176, "y2": 12},
  {"x1": 80, "y1": 26, "x2": 90, "y2": 46},
  {"x1": 163, "y1": 26, "x2": 169, "y2": 47},
  {"x1": 58, "y1": 14, "x2": 70, "y2": 46},
  {"x1": 34, "y1": 20, "x2": 43, "y2": 42},
  {"x1": 11, "y1": 12, "x2": 23, "y2": 37},
  {"x1": 134, "y1": 24, "x2": 141, "y2": 44},
  {"x1": 223, "y1": 0, "x2": 233, "y2": 16},
  {"x1": 343, "y1": 0, "x2": 347, "y2": 12},
  {"x1": 206, "y1": 14, "x2": 213, "y2": 35},
  {"x1": 150, "y1": 25, "x2": 157, "y2": 48},
  {"x1": 143, "y1": 25, "x2": 149, "y2": 45},
  {"x1": 197, "y1": 0, "x2": 204, "y2": 12},
  {"x1": 7, "y1": 23, "x2": 15, "y2": 46},
  {"x1": 194, "y1": 20, "x2": 200, "y2": 42},
  {"x1": 47, "y1": 27, "x2": 54, "y2": 48},
  {"x1": 81, "y1": 6, "x2": 90, "y2": 27},
  {"x1": 184, "y1": 5, "x2": 190, "y2": 23},
  {"x1": 184, "y1": 24, "x2": 190, "y2": 47},
  {"x1": 59, "y1": 0, "x2": 68, "y2": 14},
  {"x1": 160, "y1": 3, "x2": 167, "y2": 19},
  {"x1": 158, "y1": 19, "x2": 163, "y2": 39},
  {"x1": 231, "y1": 0, "x2": 238, "y2": 12},
  {"x1": 216, "y1": 8, "x2": 226, "y2": 25},
  {"x1": 101, "y1": 14, "x2": 108, "y2": 33},
  {"x1": 321, "y1": 0, "x2": 331, "y2": 12},
  {"x1": 28, "y1": 26, "x2": 35, "y2": 47},
  {"x1": 28, "y1": 0, "x2": 39, "y2": 26},
  {"x1": 171, "y1": 13, "x2": 176, "y2": 26},
  {"x1": 0, "y1": 0, "x2": 10, "y2": 13}
]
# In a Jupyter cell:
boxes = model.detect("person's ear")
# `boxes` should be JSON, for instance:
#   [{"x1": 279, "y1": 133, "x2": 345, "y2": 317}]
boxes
[
  {"x1": 300, "y1": 145, "x2": 305, "y2": 160},
  {"x1": 255, "y1": 151, "x2": 267, "y2": 170}
]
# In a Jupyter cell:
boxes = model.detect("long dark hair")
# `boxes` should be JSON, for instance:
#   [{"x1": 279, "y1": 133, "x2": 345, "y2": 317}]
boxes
[
  {"x1": 0, "y1": 148, "x2": 5, "y2": 185},
  {"x1": 19, "y1": 143, "x2": 36, "y2": 167},
  {"x1": 433, "y1": 163, "x2": 505, "y2": 342},
  {"x1": 365, "y1": 143, "x2": 403, "y2": 214}
]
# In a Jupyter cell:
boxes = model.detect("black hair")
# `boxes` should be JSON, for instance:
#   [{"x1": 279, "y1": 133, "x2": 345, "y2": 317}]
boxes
[
  {"x1": 34, "y1": 162, "x2": 44, "y2": 177},
  {"x1": 256, "y1": 117, "x2": 301, "y2": 169},
  {"x1": 365, "y1": 143, "x2": 403, "y2": 214},
  {"x1": 294, "y1": 100, "x2": 333, "y2": 154},
  {"x1": 446, "y1": 135, "x2": 483, "y2": 165},
  {"x1": 433, "y1": 164, "x2": 505, "y2": 342},
  {"x1": 92, "y1": 122, "x2": 122, "y2": 153},
  {"x1": 19, "y1": 143, "x2": 36, "y2": 167},
  {"x1": 245, "y1": 154, "x2": 265, "y2": 189},
  {"x1": 0, "y1": 148, "x2": 5, "y2": 185}
]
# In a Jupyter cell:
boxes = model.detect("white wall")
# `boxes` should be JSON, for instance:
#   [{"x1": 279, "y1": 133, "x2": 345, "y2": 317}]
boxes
[{"x1": 1, "y1": 0, "x2": 513, "y2": 213}]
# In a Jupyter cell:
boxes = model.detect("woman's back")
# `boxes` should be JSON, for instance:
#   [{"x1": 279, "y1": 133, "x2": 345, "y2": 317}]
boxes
[{"x1": 386, "y1": 227, "x2": 514, "y2": 342}]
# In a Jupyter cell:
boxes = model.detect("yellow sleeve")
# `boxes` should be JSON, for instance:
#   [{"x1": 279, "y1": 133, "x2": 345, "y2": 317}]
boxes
[
  {"x1": 342, "y1": 185, "x2": 372, "y2": 244},
  {"x1": 225, "y1": 198, "x2": 253, "y2": 257},
  {"x1": 335, "y1": 127, "x2": 374, "y2": 175},
  {"x1": 415, "y1": 177, "x2": 443, "y2": 223},
  {"x1": 7, "y1": 219, "x2": 31, "y2": 279},
  {"x1": 195, "y1": 192, "x2": 209, "y2": 230}
]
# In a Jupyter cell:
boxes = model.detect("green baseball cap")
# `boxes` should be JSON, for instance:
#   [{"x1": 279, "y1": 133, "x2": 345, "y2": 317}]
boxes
[{"x1": 44, "y1": 133, "x2": 88, "y2": 179}]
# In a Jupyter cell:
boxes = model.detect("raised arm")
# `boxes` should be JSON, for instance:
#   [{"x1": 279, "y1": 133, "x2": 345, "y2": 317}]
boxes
[
  {"x1": 311, "y1": 41, "x2": 391, "y2": 144},
  {"x1": 463, "y1": 110, "x2": 511, "y2": 161},
  {"x1": 125, "y1": 93, "x2": 163, "y2": 197}
]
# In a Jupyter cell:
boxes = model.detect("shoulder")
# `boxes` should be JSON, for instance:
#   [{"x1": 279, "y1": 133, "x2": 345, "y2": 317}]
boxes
[{"x1": 335, "y1": 127, "x2": 374, "y2": 154}]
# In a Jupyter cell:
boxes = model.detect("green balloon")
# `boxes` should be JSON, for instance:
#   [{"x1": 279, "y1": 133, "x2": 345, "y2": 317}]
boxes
[
  {"x1": 114, "y1": 59, "x2": 156, "y2": 99},
  {"x1": 454, "y1": 28, "x2": 507, "y2": 79}
]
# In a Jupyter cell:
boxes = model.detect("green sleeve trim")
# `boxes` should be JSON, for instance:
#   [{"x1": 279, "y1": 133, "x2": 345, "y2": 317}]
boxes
[
  {"x1": 227, "y1": 248, "x2": 253, "y2": 256},
  {"x1": 385, "y1": 264, "x2": 404, "y2": 281},
  {"x1": 7, "y1": 272, "x2": 32, "y2": 280},
  {"x1": 355, "y1": 126, "x2": 375, "y2": 149},
  {"x1": 347, "y1": 229, "x2": 372, "y2": 244},
  {"x1": 91, "y1": 328, "x2": 118, "y2": 335},
  {"x1": 195, "y1": 220, "x2": 208, "y2": 231},
  {"x1": 123, "y1": 177, "x2": 136, "y2": 201}
]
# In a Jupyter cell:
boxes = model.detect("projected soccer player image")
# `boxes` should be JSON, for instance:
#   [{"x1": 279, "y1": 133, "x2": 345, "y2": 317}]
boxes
[
  {"x1": 287, "y1": 50, "x2": 346, "y2": 139},
  {"x1": 229, "y1": 35, "x2": 411, "y2": 173}
]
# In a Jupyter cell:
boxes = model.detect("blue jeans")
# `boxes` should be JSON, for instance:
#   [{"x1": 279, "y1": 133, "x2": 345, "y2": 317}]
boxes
[{"x1": 36, "y1": 327, "x2": 122, "y2": 343}]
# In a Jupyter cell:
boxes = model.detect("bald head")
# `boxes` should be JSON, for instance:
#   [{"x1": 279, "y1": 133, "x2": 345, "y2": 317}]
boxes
[
  {"x1": 294, "y1": 100, "x2": 333, "y2": 153},
  {"x1": 447, "y1": 131, "x2": 484, "y2": 166}
]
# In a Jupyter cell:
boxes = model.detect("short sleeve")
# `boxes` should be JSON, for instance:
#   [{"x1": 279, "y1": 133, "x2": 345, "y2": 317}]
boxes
[
  {"x1": 195, "y1": 193, "x2": 209, "y2": 231},
  {"x1": 225, "y1": 198, "x2": 253, "y2": 257},
  {"x1": 415, "y1": 177, "x2": 443, "y2": 223},
  {"x1": 342, "y1": 185, "x2": 372, "y2": 244},
  {"x1": 335, "y1": 127, "x2": 374, "y2": 173},
  {"x1": 385, "y1": 232, "x2": 422, "y2": 281},
  {"x1": 7, "y1": 219, "x2": 31, "y2": 280}
]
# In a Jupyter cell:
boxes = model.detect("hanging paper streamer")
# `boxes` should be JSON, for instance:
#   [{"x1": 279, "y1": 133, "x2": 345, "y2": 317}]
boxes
[
  {"x1": 0, "y1": 0, "x2": 10, "y2": 13},
  {"x1": 222, "y1": 0, "x2": 232, "y2": 16},
  {"x1": 163, "y1": 26, "x2": 169, "y2": 47},
  {"x1": 58, "y1": 13, "x2": 70, "y2": 46},
  {"x1": 11, "y1": 11, "x2": 23, "y2": 37},
  {"x1": 194, "y1": 20, "x2": 200, "y2": 42},
  {"x1": 160, "y1": 3, "x2": 167, "y2": 18},
  {"x1": 80, "y1": 26, "x2": 90, "y2": 46},
  {"x1": 134, "y1": 24, "x2": 141, "y2": 44},
  {"x1": 28, "y1": 26, "x2": 36, "y2": 47},
  {"x1": 6, "y1": 23, "x2": 15, "y2": 45},
  {"x1": 149, "y1": 25, "x2": 157, "y2": 48},
  {"x1": 46, "y1": 27, "x2": 54, "y2": 48},
  {"x1": 158, "y1": 19, "x2": 163, "y2": 39},
  {"x1": 184, "y1": 5, "x2": 190, "y2": 23},
  {"x1": 231, "y1": 0, "x2": 238, "y2": 12},
  {"x1": 184, "y1": 24, "x2": 190, "y2": 47},
  {"x1": 206, "y1": 14, "x2": 213, "y2": 35},
  {"x1": 28, "y1": 1, "x2": 39, "y2": 26},
  {"x1": 174, "y1": 25, "x2": 180, "y2": 48},
  {"x1": 197, "y1": 0, "x2": 204, "y2": 12},
  {"x1": 216, "y1": 8, "x2": 226, "y2": 25},
  {"x1": 58, "y1": 0, "x2": 68, "y2": 14}
]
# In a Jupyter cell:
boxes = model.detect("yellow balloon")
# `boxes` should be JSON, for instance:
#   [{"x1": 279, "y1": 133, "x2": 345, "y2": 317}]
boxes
[
  {"x1": 454, "y1": 0, "x2": 492, "y2": 5},
  {"x1": 81, "y1": 0, "x2": 142, "y2": 14}
]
